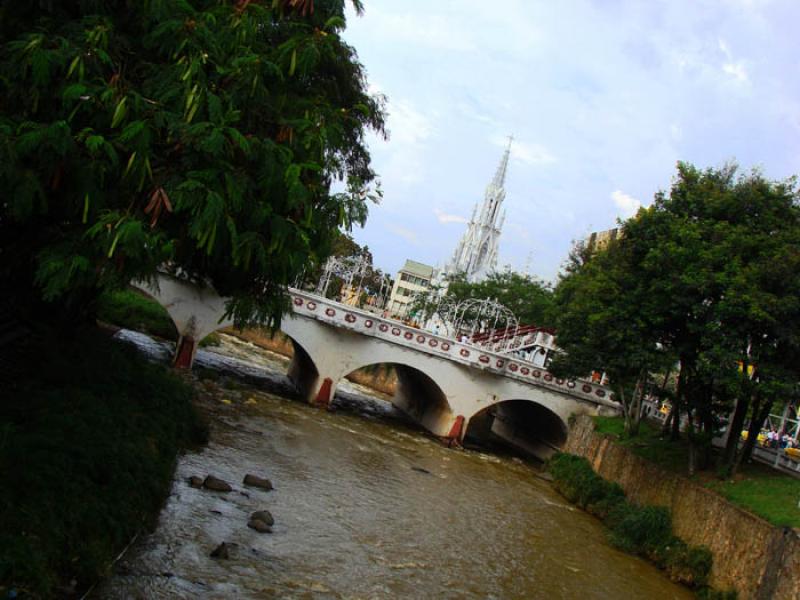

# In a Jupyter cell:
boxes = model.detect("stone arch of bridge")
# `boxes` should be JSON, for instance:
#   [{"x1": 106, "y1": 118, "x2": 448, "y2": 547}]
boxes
[
  {"x1": 336, "y1": 360, "x2": 456, "y2": 440},
  {"x1": 464, "y1": 398, "x2": 568, "y2": 460}
]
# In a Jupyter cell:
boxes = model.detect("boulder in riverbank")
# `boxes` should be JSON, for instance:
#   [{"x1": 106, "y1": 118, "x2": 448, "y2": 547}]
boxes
[
  {"x1": 243, "y1": 474, "x2": 273, "y2": 490},
  {"x1": 203, "y1": 476, "x2": 233, "y2": 492},
  {"x1": 188, "y1": 476, "x2": 204, "y2": 488}
]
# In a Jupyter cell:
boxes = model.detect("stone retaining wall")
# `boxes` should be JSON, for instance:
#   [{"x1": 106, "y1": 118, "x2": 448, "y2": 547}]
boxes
[{"x1": 565, "y1": 415, "x2": 800, "y2": 599}]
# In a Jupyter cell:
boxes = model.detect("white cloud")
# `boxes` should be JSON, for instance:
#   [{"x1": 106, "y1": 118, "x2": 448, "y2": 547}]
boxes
[
  {"x1": 386, "y1": 224, "x2": 420, "y2": 245},
  {"x1": 611, "y1": 190, "x2": 641, "y2": 217},
  {"x1": 387, "y1": 99, "x2": 432, "y2": 146},
  {"x1": 434, "y1": 208, "x2": 468, "y2": 224},
  {"x1": 718, "y1": 38, "x2": 750, "y2": 84}
]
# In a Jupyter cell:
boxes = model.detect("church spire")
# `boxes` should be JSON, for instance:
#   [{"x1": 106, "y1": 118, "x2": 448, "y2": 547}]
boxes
[
  {"x1": 444, "y1": 138, "x2": 513, "y2": 283},
  {"x1": 491, "y1": 135, "x2": 513, "y2": 189}
]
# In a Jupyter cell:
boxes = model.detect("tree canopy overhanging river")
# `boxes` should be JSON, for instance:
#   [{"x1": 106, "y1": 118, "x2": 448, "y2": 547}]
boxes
[{"x1": 94, "y1": 331, "x2": 692, "y2": 599}]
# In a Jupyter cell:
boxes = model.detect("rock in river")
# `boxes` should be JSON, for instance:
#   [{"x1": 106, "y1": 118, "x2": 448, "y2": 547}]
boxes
[
  {"x1": 203, "y1": 475, "x2": 232, "y2": 492},
  {"x1": 243, "y1": 474, "x2": 273, "y2": 490},
  {"x1": 251, "y1": 510, "x2": 274, "y2": 527},
  {"x1": 210, "y1": 542, "x2": 231, "y2": 559},
  {"x1": 188, "y1": 476, "x2": 204, "y2": 489},
  {"x1": 247, "y1": 519, "x2": 272, "y2": 534}
]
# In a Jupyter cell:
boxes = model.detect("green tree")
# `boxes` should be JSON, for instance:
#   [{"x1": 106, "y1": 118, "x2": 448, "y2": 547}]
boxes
[
  {"x1": 552, "y1": 162, "x2": 800, "y2": 474},
  {"x1": 443, "y1": 271, "x2": 556, "y2": 327},
  {"x1": 551, "y1": 239, "x2": 670, "y2": 437},
  {"x1": 0, "y1": 0, "x2": 385, "y2": 330}
]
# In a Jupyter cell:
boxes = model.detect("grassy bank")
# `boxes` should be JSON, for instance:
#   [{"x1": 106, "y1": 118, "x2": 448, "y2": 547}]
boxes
[
  {"x1": 594, "y1": 416, "x2": 800, "y2": 528},
  {"x1": 0, "y1": 329, "x2": 207, "y2": 598},
  {"x1": 549, "y1": 453, "x2": 734, "y2": 598}
]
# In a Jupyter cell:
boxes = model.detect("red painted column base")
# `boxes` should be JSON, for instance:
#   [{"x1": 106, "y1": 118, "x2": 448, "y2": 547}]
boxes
[
  {"x1": 313, "y1": 377, "x2": 333, "y2": 408},
  {"x1": 174, "y1": 336, "x2": 196, "y2": 369},
  {"x1": 443, "y1": 415, "x2": 465, "y2": 448}
]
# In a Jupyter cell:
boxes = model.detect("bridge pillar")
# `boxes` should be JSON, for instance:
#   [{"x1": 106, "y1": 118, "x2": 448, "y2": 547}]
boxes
[
  {"x1": 173, "y1": 334, "x2": 197, "y2": 369},
  {"x1": 312, "y1": 377, "x2": 334, "y2": 408},
  {"x1": 443, "y1": 415, "x2": 465, "y2": 448},
  {"x1": 132, "y1": 273, "x2": 233, "y2": 370}
]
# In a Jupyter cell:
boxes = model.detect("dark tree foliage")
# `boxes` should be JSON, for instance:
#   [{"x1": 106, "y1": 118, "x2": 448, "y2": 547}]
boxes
[
  {"x1": 0, "y1": 0, "x2": 385, "y2": 329},
  {"x1": 552, "y1": 162, "x2": 800, "y2": 474}
]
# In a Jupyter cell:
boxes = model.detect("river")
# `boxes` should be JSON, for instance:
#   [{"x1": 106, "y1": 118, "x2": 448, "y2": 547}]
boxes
[{"x1": 94, "y1": 332, "x2": 692, "y2": 599}]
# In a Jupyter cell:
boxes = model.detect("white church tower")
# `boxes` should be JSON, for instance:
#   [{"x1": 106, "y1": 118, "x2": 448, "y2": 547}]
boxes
[{"x1": 445, "y1": 137, "x2": 512, "y2": 282}]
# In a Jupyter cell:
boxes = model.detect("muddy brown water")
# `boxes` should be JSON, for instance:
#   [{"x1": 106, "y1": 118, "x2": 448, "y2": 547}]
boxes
[{"x1": 94, "y1": 332, "x2": 691, "y2": 599}]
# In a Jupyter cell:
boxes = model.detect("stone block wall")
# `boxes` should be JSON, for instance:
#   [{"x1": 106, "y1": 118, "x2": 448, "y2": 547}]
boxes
[{"x1": 565, "y1": 415, "x2": 800, "y2": 599}]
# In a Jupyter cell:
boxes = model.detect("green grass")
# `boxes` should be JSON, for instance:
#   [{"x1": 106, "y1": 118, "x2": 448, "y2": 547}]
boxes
[
  {"x1": 0, "y1": 329, "x2": 207, "y2": 598},
  {"x1": 96, "y1": 288, "x2": 178, "y2": 341},
  {"x1": 594, "y1": 416, "x2": 800, "y2": 528}
]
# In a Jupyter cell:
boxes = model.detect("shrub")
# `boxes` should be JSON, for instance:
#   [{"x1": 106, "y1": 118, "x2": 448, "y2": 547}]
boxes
[
  {"x1": 549, "y1": 452, "x2": 721, "y2": 595},
  {"x1": 0, "y1": 329, "x2": 205, "y2": 597},
  {"x1": 610, "y1": 505, "x2": 672, "y2": 555}
]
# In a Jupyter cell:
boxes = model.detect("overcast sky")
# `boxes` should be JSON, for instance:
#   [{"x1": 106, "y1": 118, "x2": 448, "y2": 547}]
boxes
[{"x1": 341, "y1": 0, "x2": 800, "y2": 282}]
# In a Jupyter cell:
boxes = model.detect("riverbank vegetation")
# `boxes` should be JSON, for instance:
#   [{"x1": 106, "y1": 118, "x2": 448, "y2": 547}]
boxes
[
  {"x1": 595, "y1": 416, "x2": 800, "y2": 528},
  {"x1": 0, "y1": 329, "x2": 207, "y2": 598},
  {"x1": 551, "y1": 163, "x2": 800, "y2": 479},
  {"x1": 549, "y1": 453, "x2": 735, "y2": 598}
]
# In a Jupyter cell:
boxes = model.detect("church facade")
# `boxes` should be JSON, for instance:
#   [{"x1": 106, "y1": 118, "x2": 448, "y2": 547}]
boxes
[{"x1": 444, "y1": 139, "x2": 512, "y2": 282}]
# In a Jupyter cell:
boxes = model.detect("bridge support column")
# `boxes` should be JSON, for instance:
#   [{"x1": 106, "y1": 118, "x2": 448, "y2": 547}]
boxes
[
  {"x1": 312, "y1": 377, "x2": 334, "y2": 409},
  {"x1": 173, "y1": 334, "x2": 197, "y2": 369},
  {"x1": 132, "y1": 273, "x2": 234, "y2": 371},
  {"x1": 443, "y1": 415, "x2": 465, "y2": 448}
]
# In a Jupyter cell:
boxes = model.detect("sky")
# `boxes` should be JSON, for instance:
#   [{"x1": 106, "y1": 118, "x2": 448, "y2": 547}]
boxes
[{"x1": 341, "y1": 0, "x2": 800, "y2": 283}]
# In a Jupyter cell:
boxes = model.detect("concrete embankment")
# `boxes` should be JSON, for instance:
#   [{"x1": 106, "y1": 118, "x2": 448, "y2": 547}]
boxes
[
  {"x1": 565, "y1": 415, "x2": 800, "y2": 599},
  {"x1": 222, "y1": 327, "x2": 398, "y2": 395}
]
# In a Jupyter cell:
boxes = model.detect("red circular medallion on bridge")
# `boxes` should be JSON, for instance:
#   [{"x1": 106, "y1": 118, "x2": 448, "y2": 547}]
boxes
[
  {"x1": 404, "y1": 332, "x2": 413, "y2": 340},
  {"x1": 596, "y1": 389, "x2": 606, "y2": 398},
  {"x1": 441, "y1": 342, "x2": 450, "y2": 351},
  {"x1": 532, "y1": 370, "x2": 541, "y2": 378},
  {"x1": 416, "y1": 335, "x2": 425, "y2": 343},
  {"x1": 556, "y1": 378, "x2": 564, "y2": 385},
  {"x1": 365, "y1": 319, "x2": 373, "y2": 328},
  {"x1": 307, "y1": 301, "x2": 317, "y2": 310},
  {"x1": 521, "y1": 367, "x2": 530, "y2": 375},
  {"x1": 293, "y1": 297, "x2": 303, "y2": 306},
  {"x1": 544, "y1": 374, "x2": 553, "y2": 382},
  {"x1": 429, "y1": 339, "x2": 438, "y2": 347},
  {"x1": 391, "y1": 328, "x2": 401, "y2": 336},
  {"x1": 460, "y1": 349, "x2": 470, "y2": 357},
  {"x1": 509, "y1": 364, "x2": 519, "y2": 372},
  {"x1": 567, "y1": 381, "x2": 576, "y2": 388},
  {"x1": 325, "y1": 308, "x2": 336, "y2": 317},
  {"x1": 379, "y1": 324, "x2": 389, "y2": 332},
  {"x1": 479, "y1": 355, "x2": 490, "y2": 363},
  {"x1": 582, "y1": 384, "x2": 592, "y2": 393},
  {"x1": 345, "y1": 314, "x2": 356, "y2": 323},
  {"x1": 496, "y1": 360, "x2": 505, "y2": 368}
]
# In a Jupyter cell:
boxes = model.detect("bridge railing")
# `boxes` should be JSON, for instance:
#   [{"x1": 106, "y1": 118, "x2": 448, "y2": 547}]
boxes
[{"x1": 289, "y1": 289, "x2": 617, "y2": 409}]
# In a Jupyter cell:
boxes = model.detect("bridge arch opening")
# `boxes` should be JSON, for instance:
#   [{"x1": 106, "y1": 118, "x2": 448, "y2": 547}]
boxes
[
  {"x1": 464, "y1": 400, "x2": 568, "y2": 461},
  {"x1": 335, "y1": 362, "x2": 454, "y2": 437},
  {"x1": 102, "y1": 287, "x2": 181, "y2": 342}
]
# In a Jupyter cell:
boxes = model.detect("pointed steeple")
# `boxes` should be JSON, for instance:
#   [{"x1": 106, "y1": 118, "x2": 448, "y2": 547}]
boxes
[
  {"x1": 491, "y1": 135, "x2": 513, "y2": 189},
  {"x1": 445, "y1": 138, "x2": 513, "y2": 283}
]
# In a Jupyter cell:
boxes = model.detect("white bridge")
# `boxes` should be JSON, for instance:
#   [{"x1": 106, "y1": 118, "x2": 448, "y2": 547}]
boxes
[{"x1": 136, "y1": 273, "x2": 619, "y2": 459}]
